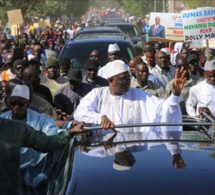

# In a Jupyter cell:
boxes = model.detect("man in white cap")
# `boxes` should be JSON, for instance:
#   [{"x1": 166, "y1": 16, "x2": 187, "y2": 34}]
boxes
[
  {"x1": 0, "y1": 84, "x2": 83, "y2": 192},
  {"x1": 186, "y1": 60, "x2": 215, "y2": 118},
  {"x1": 97, "y1": 43, "x2": 122, "y2": 79},
  {"x1": 74, "y1": 59, "x2": 187, "y2": 132}
]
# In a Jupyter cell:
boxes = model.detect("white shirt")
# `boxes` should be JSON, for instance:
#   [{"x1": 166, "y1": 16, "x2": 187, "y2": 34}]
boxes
[
  {"x1": 74, "y1": 87, "x2": 182, "y2": 135},
  {"x1": 186, "y1": 79, "x2": 215, "y2": 116}
]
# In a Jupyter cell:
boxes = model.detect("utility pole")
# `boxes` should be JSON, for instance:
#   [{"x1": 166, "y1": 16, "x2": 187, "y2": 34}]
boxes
[
  {"x1": 169, "y1": 0, "x2": 175, "y2": 13},
  {"x1": 154, "y1": 0, "x2": 156, "y2": 12},
  {"x1": 163, "y1": 0, "x2": 165, "y2": 12}
]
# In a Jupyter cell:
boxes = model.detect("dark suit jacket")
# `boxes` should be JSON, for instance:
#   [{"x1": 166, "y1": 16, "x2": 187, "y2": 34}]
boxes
[{"x1": 149, "y1": 24, "x2": 165, "y2": 38}]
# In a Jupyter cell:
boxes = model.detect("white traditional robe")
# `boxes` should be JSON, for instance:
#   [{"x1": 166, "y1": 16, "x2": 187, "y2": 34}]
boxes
[
  {"x1": 186, "y1": 79, "x2": 215, "y2": 116},
  {"x1": 74, "y1": 87, "x2": 182, "y2": 134}
]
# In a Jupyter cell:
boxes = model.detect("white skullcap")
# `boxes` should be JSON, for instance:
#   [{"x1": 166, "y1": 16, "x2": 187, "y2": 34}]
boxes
[
  {"x1": 160, "y1": 48, "x2": 170, "y2": 55},
  {"x1": 174, "y1": 42, "x2": 183, "y2": 52},
  {"x1": 108, "y1": 43, "x2": 120, "y2": 53},
  {"x1": 113, "y1": 162, "x2": 132, "y2": 171},
  {"x1": 106, "y1": 60, "x2": 128, "y2": 78},
  {"x1": 204, "y1": 60, "x2": 215, "y2": 71},
  {"x1": 11, "y1": 84, "x2": 30, "y2": 100}
]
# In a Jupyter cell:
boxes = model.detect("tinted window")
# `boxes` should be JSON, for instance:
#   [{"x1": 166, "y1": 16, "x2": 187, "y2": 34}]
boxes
[{"x1": 59, "y1": 43, "x2": 136, "y2": 69}]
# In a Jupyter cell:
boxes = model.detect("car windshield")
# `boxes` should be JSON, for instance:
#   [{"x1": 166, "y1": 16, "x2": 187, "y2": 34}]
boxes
[
  {"x1": 60, "y1": 43, "x2": 135, "y2": 68},
  {"x1": 116, "y1": 25, "x2": 140, "y2": 37}
]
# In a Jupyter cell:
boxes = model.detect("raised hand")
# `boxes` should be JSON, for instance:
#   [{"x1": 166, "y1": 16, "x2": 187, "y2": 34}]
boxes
[{"x1": 172, "y1": 66, "x2": 187, "y2": 96}]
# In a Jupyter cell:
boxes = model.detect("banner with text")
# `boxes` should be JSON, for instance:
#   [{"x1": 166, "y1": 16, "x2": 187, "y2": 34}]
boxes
[
  {"x1": 149, "y1": 12, "x2": 183, "y2": 42},
  {"x1": 182, "y1": 7, "x2": 215, "y2": 42}
]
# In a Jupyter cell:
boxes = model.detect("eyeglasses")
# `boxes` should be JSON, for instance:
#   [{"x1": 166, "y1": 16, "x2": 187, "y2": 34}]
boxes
[
  {"x1": 10, "y1": 101, "x2": 26, "y2": 107},
  {"x1": 189, "y1": 61, "x2": 198, "y2": 66},
  {"x1": 113, "y1": 76, "x2": 131, "y2": 83},
  {"x1": 90, "y1": 55, "x2": 99, "y2": 58},
  {"x1": 87, "y1": 68, "x2": 97, "y2": 72},
  {"x1": 15, "y1": 67, "x2": 23, "y2": 71}
]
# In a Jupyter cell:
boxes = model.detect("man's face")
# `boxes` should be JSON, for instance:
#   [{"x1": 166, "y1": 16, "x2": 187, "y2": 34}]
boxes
[
  {"x1": 46, "y1": 66, "x2": 59, "y2": 79},
  {"x1": 154, "y1": 43, "x2": 161, "y2": 52},
  {"x1": 145, "y1": 52, "x2": 155, "y2": 66},
  {"x1": 86, "y1": 68, "x2": 98, "y2": 80},
  {"x1": 90, "y1": 51, "x2": 102, "y2": 63},
  {"x1": 135, "y1": 64, "x2": 149, "y2": 83},
  {"x1": 10, "y1": 96, "x2": 29, "y2": 120},
  {"x1": 180, "y1": 48, "x2": 189, "y2": 59},
  {"x1": 109, "y1": 71, "x2": 131, "y2": 95},
  {"x1": 205, "y1": 70, "x2": 215, "y2": 85},
  {"x1": 14, "y1": 65, "x2": 24, "y2": 79},
  {"x1": 55, "y1": 39, "x2": 61, "y2": 47},
  {"x1": 188, "y1": 60, "x2": 198, "y2": 75},
  {"x1": 60, "y1": 65, "x2": 70, "y2": 75},
  {"x1": 155, "y1": 52, "x2": 167, "y2": 69},
  {"x1": 107, "y1": 51, "x2": 120, "y2": 62},
  {"x1": 155, "y1": 17, "x2": 160, "y2": 25},
  {"x1": 129, "y1": 60, "x2": 136, "y2": 77},
  {"x1": 22, "y1": 35, "x2": 28, "y2": 44},
  {"x1": 34, "y1": 49, "x2": 42, "y2": 57},
  {"x1": 1, "y1": 81, "x2": 7, "y2": 96}
]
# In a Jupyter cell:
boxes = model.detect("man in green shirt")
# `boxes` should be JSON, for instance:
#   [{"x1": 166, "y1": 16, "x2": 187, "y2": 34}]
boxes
[{"x1": 0, "y1": 117, "x2": 85, "y2": 194}]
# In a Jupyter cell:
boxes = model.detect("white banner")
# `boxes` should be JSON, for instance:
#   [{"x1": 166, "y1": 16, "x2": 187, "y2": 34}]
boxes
[{"x1": 182, "y1": 7, "x2": 215, "y2": 42}]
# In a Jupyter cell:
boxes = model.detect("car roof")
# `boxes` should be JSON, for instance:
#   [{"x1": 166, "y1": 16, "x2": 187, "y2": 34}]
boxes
[
  {"x1": 67, "y1": 34, "x2": 132, "y2": 45},
  {"x1": 75, "y1": 26, "x2": 122, "y2": 36},
  {"x1": 47, "y1": 116, "x2": 215, "y2": 194}
]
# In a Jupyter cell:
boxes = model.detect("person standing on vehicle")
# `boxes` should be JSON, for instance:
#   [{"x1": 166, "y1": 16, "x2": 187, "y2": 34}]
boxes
[{"x1": 74, "y1": 59, "x2": 187, "y2": 133}]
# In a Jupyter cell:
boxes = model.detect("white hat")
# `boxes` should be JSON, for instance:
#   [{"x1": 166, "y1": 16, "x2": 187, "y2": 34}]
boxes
[
  {"x1": 113, "y1": 162, "x2": 132, "y2": 171},
  {"x1": 204, "y1": 60, "x2": 215, "y2": 71},
  {"x1": 160, "y1": 48, "x2": 170, "y2": 55},
  {"x1": 11, "y1": 84, "x2": 30, "y2": 100},
  {"x1": 108, "y1": 43, "x2": 120, "y2": 53},
  {"x1": 105, "y1": 60, "x2": 128, "y2": 78}
]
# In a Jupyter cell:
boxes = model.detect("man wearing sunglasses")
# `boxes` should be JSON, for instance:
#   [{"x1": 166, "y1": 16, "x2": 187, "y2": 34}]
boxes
[
  {"x1": 83, "y1": 59, "x2": 108, "y2": 88},
  {"x1": 74, "y1": 59, "x2": 187, "y2": 133},
  {"x1": 0, "y1": 84, "x2": 85, "y2": 193}
]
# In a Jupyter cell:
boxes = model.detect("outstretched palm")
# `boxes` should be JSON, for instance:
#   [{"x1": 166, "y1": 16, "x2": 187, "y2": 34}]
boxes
[{"x1": 172, "y1": 67, "x2": 187, "y2": 96}]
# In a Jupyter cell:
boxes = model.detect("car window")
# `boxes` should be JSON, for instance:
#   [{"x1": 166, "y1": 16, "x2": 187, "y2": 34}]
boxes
[
  {"x1": 117, "y1": 26, "x2": 139, "y2": 37},
  {"x1": 60, "y1": 43, "x2": 136, "y2": 68}
]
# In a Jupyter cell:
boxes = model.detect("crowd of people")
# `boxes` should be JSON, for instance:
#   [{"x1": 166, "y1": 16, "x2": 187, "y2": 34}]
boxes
[{"x1": 0, "y1": 19, "x2": 214, "y2": 194}]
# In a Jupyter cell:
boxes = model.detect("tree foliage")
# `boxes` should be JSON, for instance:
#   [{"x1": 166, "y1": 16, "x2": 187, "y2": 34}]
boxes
[
  {"x1": 0, "y1": 0, "x2": 90, "y2": 23},
  {"x1": 183, "y1": 0, "x2": 214, "y2": 9}
]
